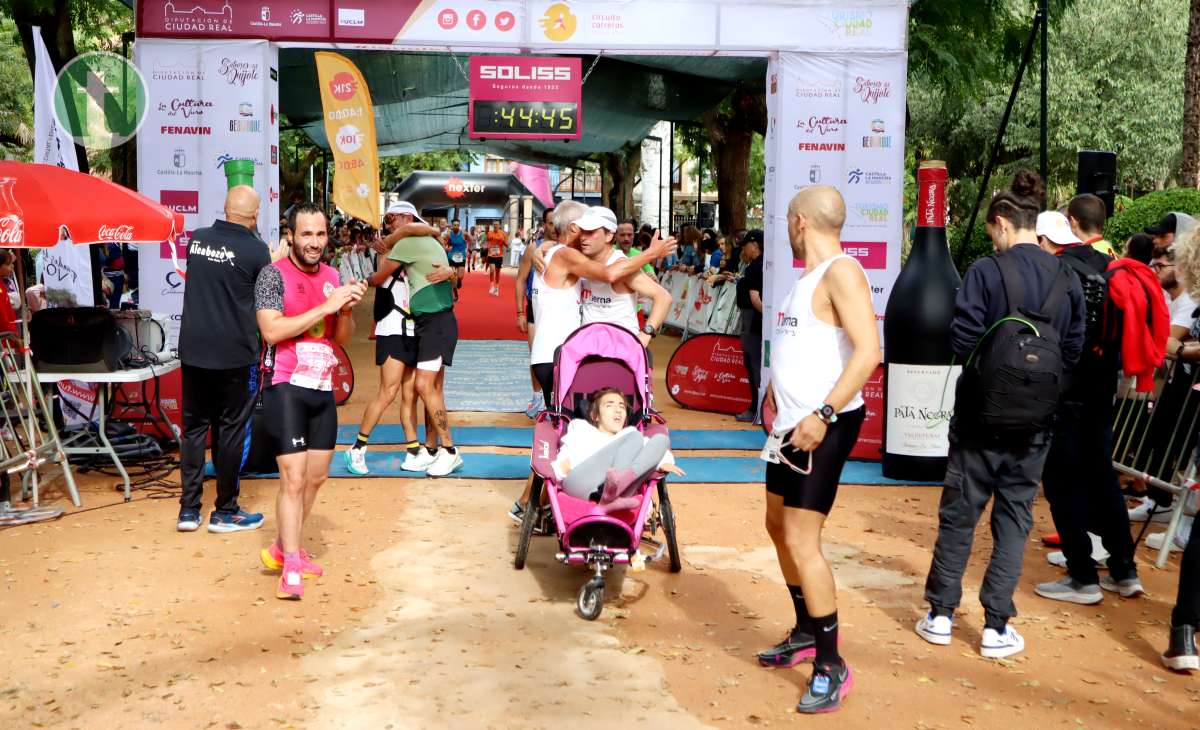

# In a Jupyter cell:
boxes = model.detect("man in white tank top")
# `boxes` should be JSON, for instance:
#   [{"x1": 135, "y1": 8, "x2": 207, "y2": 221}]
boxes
[
  {"x1": 758, "y1": 186, "x2": 880, "y2": 714},
  {"x1": 556, "y1": 206, "x2": 673, "y2": 347}
]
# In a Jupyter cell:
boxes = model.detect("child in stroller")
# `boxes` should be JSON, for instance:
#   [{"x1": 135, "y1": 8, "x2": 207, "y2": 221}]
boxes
[{"x1": 553, "y1": 387, "x2": 684, "y2": 512}]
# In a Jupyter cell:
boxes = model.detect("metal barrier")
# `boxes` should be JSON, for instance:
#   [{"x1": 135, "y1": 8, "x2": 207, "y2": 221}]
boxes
[{"x1": 1111, "y1": 356, "x2": 1200, "y2": 568}]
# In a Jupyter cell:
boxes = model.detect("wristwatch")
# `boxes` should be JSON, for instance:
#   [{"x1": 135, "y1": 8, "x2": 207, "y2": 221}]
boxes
[
  {"x1": 814, "y1": 404, "x2": 838, "y2": 425},
  {"x1": 641, "y1": 323, "x2": 657, "y2": 338}
]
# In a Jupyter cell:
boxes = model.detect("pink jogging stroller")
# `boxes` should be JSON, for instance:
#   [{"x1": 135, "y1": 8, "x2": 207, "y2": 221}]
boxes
[{"x1": 514, "y1": 322, "x2": 682, "y2": 620}]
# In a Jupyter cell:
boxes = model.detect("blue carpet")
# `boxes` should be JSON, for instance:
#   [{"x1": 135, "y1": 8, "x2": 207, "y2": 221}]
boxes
[
  {"x1": 335, "y1": 424, "x2": 767, "y2": 450},
  {"x1": 443, "y1": 341, "x2": 532, "y2": 413},
  {"x1": 217, "y1": 454, "x2": 934, "y2": 485}
]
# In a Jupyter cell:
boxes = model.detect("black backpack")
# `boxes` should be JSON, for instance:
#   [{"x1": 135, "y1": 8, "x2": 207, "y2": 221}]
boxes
[
  {"x1": 963, "y1": 254, "x2": 1072, "y2": 438},
  {"x1": 372, "y1": 271, "x2": 413, "y2": 325},
  {"x1": 1059, "y1": 246, "x2": 1118, "y2": 358}
]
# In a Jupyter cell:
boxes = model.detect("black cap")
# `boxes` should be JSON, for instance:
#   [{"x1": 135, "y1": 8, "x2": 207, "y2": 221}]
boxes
[
  {"x1": 744, "y1": 229, "x2": 765, "y2": 245},
  {"x1": 1145, "y1": 213, "x2": 1177, "y2": 236}
]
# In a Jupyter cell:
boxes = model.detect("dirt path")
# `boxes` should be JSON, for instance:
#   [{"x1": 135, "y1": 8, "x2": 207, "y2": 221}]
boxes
[{"x1": 2, "y1": 322, "x2": 1200, "y2": 728}]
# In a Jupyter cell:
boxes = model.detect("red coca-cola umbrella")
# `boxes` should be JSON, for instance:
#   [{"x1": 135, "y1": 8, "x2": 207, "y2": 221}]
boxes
[{"x1": 0, "y1": 161, "x2": 183, "y2": 248}]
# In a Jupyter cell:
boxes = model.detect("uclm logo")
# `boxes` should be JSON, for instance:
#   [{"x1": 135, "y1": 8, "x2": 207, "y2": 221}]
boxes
[
  {"x1": 329, "y1": 72, "x2": 358, "y2": 101},
  {"x1": 478, "y1": 65, "x2": 572, "y2": 81}
]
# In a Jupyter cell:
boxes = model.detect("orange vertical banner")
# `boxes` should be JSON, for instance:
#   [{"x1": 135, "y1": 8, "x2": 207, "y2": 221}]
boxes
[{"x1": 314, "y1": 52, "x2": 379, "y2": 225}]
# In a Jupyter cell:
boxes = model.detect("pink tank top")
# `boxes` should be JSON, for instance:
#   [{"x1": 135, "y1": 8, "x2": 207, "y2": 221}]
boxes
[{"x1": 270, "y1": 256, "x2": 341, "y2": 391}]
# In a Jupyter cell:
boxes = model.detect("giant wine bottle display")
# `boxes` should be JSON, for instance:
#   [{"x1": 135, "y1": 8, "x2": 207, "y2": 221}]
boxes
[{"x1": 881, "y1": 161, "x2": 962, "y2": 481}]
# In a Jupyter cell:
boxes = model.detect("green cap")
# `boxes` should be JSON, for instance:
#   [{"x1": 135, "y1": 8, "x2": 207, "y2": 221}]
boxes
[{"x1": 223, "y1": 159, "x2": 255, "y2": 189}]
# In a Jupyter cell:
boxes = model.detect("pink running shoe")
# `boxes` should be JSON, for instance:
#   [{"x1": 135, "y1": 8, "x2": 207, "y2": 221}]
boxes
[
  {"x1": 260, "y1": 542, "x2": 323, "y2": 579},
  {"x1": 276, "y1": 555, "x2": 304, "y2": 600}
]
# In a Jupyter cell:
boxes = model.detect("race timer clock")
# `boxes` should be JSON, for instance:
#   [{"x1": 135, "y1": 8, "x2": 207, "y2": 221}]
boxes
[
  {"x1": 471, "y1": 101, "x2": 578, "y2": 136},
  {"x1": 468, "y1": 55, "x2": 582, "y2": 141}
]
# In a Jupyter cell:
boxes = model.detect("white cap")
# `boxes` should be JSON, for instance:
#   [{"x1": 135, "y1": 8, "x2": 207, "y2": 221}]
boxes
[
  {"x1": 385, "y1": 200, "x2": 426, "y2": 224},
  {"x1": 1036, "y1": 211, "x2": 1081, "y2": 246},
  {"x1": 576, "y1": 206, "x2": 618, "y2": 232}
]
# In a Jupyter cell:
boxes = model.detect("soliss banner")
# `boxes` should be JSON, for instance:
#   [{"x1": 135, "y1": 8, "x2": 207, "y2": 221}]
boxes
[
  {"x1": 315, "y1": 52, "x2": 379, "y2": 226},
  {"x1": 666, "y1": 333, "x2": 751, "y2": 416}
]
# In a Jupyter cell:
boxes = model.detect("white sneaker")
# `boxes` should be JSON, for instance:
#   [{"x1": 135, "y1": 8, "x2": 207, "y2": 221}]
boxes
[
  {"x1": 1129, "y1": 496, "x2": 1173, "y2": 523},
  {"x1": 915, "y1": 613, "x2": 953, "y2": 646},
  {"x1": 427, "y1": 448, "x2": 464, "y2": 477},
  {"x1": 980, "y1": 626, "x2": 1024, "y2": 659},
  {"x1": 1045, "y1": 532, "x2": 1110, "y2": 568},
  {"x1": 343, "y1": 447, "x2": 369, "y2": 476},
  {"x1": 401, "y1": 447, "x2": 437, "y2": 472},
  {"x1": 1147, "y1": 530, "x2": 1188, "y2": 553}
]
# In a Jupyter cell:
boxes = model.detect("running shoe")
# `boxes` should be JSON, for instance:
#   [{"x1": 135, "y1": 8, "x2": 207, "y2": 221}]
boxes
[
  {"x1": 757, "y1": 629, "x2": 817, "y2": 667},
  {"x1": 525, "y1": 392, "x2": 545, "y2": 420},
  {"x1": 177, "y1": 508, "x2": 201, "y2": 532},
  {"x1": 260, "y1": 542, "x2": 324, "y2": 578},
  {"x1": 1034, "y1": 577, "x2": 1103, "y2": 605},
  {"x1": 796, "y1": 662, "x2": 853, "y2": 714},
  {"x1": 276, "y1": 556, "x2": 304, "y2": 600},
  {"x1": 1129, "y1": 496, "x2": 1173, "y2": 523},
  {"x1": 1147, "y1": 529, "x2": 1188, "y2": 553},
  {"x1": 734, "y1": 410, "x2": 756, "y2": 423},
  {"x1": 1099, "y1": 575, "x2": 1146, "y2": 598},
  {"x1": 508, "y1": 501, "x2": 525, "y2": 524},
  {"x1": 343, "y1": 447, "x2": 369, "y2": 476},
  {"x1": 915, "y1": 612, "x2": 953, "y2": 646},
  {"x1": 1163, "y1": 624, "x2": 1200, "y2": 671},
  {"x1": 980, "y1": 625, "x2": 1024, "y2": 659},
  {"x1": 427, "y1": 449, "x2": 464, "y2": 477},
  {"x1": 207, "y1": 509, "x2": 264, "y2": 533},
  {"x1": 1045, "y1": 532, "x2": 1109, "y2": 568},
  {"x1": 401, "y1": 447, "x2": 437, "y2": 472}
]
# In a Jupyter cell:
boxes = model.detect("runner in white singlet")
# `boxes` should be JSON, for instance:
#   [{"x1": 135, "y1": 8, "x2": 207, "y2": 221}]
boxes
[
  {"x1": 530, "y1": 244, "x2": 582, "y2": 400},
  {"x1": 581, "y1": 248, "x2": 640, "y2": 332}
]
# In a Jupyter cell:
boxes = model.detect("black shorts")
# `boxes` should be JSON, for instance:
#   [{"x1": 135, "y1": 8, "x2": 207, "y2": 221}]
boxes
[
  {"x1": 415, "y1": 309, "x2": 458, "y2": 370},
  {"x1": 526, "y1": 306, "x2": 535, "y2": 325},
  {"x1": 375, "y1": 333, "x2": 417, "y2": 367},
  {"x1": 765, "y1": 406, "x2": 865, "y2": 514},
  {"x1": 488, "y1": 256, "x2": 503, "y2": 268},
  {"x1": 263, "y1": 383, "x2": 338, "y2": 455},
  {"x1": 532, "y1": 362, "x2": 555, "y2": 403}
]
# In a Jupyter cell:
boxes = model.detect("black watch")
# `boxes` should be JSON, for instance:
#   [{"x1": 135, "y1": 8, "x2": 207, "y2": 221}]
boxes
[
  {"x1": 815, "y1": 404, "x2": 837, "y2": 425},
  {"x1": 641, "y1": 323, "x2": 657, "y2": 337}
]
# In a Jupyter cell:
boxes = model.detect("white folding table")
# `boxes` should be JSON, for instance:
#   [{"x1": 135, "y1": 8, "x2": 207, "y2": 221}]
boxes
[{"x1": 32, "y1": 359, "x2": 181, "y2": 501}]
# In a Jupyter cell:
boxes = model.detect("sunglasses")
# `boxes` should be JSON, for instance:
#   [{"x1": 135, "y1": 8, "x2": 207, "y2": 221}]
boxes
[{"x1": 761, "y1": 429, "x2": 814, "y2": 475}]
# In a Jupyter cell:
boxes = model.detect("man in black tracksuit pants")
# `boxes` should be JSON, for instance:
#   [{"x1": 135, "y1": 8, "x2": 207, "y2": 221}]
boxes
[
  {"x1": 176, "y1": 186, "x2": 271, "y2": 533},
  {"x1": 917, "y1": 184, "x2": 1085, "y2": 659},
  {"x1": 1035, "y1": 242, "x2": 1143, "y2": 604}
]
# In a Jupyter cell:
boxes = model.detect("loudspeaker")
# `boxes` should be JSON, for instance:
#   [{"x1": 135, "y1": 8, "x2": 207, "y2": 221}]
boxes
[{"x1": 1076, "y1": 150, "x2": 1118, "y2": 218}]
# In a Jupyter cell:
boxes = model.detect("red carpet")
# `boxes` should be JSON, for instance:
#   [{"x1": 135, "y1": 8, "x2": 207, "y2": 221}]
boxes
[{"x1": 454, "y1": 268, "x2": 526, "y2": 340}]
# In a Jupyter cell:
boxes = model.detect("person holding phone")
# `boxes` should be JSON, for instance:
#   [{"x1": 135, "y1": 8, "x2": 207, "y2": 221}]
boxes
[{"x1": 757, "y1": 186, "x2": 880, "y2": 714}]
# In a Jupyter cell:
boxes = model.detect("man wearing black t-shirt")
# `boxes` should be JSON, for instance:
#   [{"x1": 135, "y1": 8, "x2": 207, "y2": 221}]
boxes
[
  {"x1": 735, "y1": 231, "x2": 765, "y2": 422},
  {"x1": 177, "y1": 186, "x2": 272, "y2": 533}
]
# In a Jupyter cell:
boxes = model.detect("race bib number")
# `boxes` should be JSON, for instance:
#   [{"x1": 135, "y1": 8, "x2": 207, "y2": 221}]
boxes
[
  {"x1": 489, "y1": 246, "x2": 502, "y2": 257},
  {"x1": 451, "y1": 252, "x2": 465, "y2": 264},
  {"x1": 289, "y1": 341, "x2": 338, "y2": 391}
]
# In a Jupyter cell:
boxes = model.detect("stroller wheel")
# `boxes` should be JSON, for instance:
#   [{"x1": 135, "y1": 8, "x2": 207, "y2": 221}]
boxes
[
  {"x1": 657, "y1": 481, "x2": 682, "y2": 573},
  {"x1": 514, "y1": 478, "x2": 543, "y2": 570},
  {"x1": 577, "y1": 579, "x2": 605, "y2": 621}
]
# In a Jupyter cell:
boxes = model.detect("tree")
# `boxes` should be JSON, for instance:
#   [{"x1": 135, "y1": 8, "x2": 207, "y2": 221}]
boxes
[
  {"x1": 1183, "y1": 0, "x2": 1200, "y2": 187},
  {"x1": 598, "y1": 143, "x2": 640, "y2": 220}
]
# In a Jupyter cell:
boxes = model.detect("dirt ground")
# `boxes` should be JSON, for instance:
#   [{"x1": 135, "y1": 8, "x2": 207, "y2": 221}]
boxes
[{"x1": 2, "y1": 301, "x2": 1199, "y2": 730}]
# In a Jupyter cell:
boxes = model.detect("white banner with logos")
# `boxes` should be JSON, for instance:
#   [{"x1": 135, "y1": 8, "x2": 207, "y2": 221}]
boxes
[
  {"x1": 135, "y1": 39, "x2": 280, "y2": 347},
  {"x1": 760, "y1": 50, "x2": 907, "y2": 392}
]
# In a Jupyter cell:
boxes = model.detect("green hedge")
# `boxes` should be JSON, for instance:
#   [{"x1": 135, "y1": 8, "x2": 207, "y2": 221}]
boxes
[{"x1": 1105, "y1": 188, "x2": 1200, "y2": 248}]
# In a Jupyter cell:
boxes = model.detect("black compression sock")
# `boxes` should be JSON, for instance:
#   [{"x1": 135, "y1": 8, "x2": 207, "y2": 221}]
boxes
[
  {"x1": 353, "y1": 433, "x2": 369, "y2": 450},
  {"x1": 445, "y1": 446, "x2": 457, "y2": 454},
  {"x1": 811, "y1": 611, "x2": 842, "y2": 668},
  {"x1": 788, "y1": 584, "x2": 813, "y2": 636},
  {"x1": 405, "y1": 441, "x2": 420, "y2": 455}
]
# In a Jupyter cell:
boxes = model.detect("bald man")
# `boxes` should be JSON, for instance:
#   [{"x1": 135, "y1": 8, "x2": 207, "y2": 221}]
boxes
[
  {"x1": 758, "y1": 186, "x2": 880, "y2": 714},
  {"x1": 177, "y1": 185, "x2": 272, "y2": 534}
]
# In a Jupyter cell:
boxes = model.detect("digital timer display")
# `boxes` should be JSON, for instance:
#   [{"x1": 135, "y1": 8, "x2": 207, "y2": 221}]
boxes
[{"x1": 471, "y1": 101, "x2": 579, "y2": 137}]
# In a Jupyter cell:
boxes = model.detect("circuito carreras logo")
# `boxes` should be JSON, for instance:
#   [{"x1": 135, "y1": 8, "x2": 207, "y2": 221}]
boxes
[{"x1": 540, "y1": 2, "x2": 578, "y2": 41}]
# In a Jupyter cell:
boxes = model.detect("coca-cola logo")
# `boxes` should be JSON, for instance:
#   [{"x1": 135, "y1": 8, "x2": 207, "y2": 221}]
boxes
[
  {"x1": 219, "y1": 58, "x2": 260, "y2": 87},
  {"x1": 0, "y1": 215, "x2": 23, "y2": 245},
  {"x1": 800, "y1": 115, "x2": 846, "y2": 136},
  {"x1": 158, "y1": 98, "x2": 212, "y2": 118},
  {"x1": 854, "y1": 77, "x2": 892, "y2": 104},
  {"x1": 99, "y1": 224, "x2": 134, "y2": 242}
]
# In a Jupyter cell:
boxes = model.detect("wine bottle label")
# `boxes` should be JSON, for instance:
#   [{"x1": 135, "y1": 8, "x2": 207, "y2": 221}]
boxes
[
  {"x1": 886, "y1": 363, "x2": 961, "y2": 457},
  {"x1": 917, "y1": 163, "x2": 948, "y2": 229}
]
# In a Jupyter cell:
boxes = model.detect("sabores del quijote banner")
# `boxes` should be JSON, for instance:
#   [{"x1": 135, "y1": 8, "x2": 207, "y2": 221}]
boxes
[
  {"x1": 135, "y1": 39, "x2": 280, "y2": 433},
  {"x1": 761, "y1": 48, "x2": 907, "y2": 461}
]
